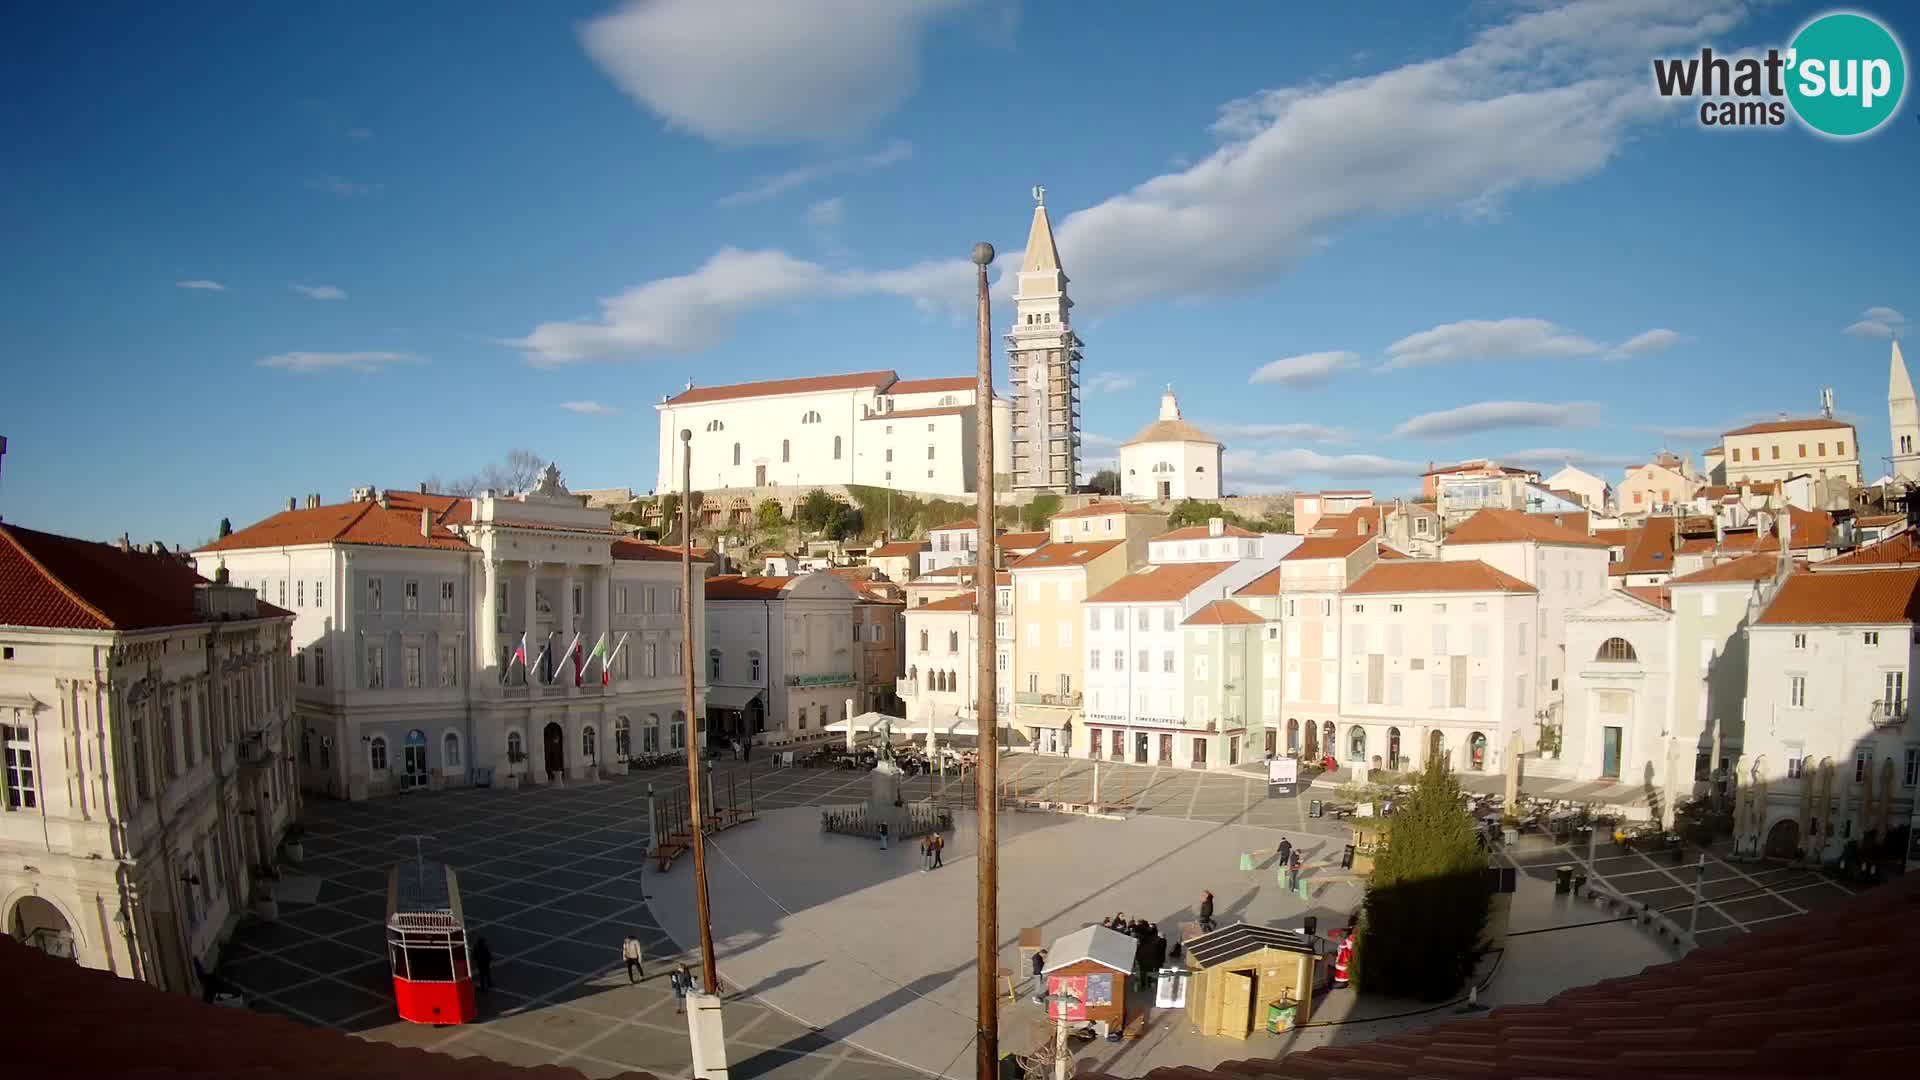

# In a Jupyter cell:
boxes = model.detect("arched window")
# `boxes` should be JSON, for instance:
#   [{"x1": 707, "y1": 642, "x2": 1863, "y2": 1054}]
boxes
[
  {"x1": 708, "y1": 648, "x2": 722, "y2": 680},
  {"x1": 369, "y1": 735, "x2": 388, "y2": 772},
  {"x1": 908, "y1": 664, "x2": 918, "y2": 686},
  {"x1": 506, "y1": 730, "x2": 523, "y2": 762},
  {"x1": 1429, "y1": 729, "x2": 1446, "y2": 766},
  {"x1": 1286, "y1": 718, "x2": 1300, "y2": 754},
  {"x1": 582, "y1": 725, "x2": 597, "y2": 762},
  {"x1": 1469, "y1": 732, "x2": 1488, "y2": 771},
  {"x1": 443, "y1": 731, "x2": 462, "y2": 768},
  {"x1": 1348, "y1": 725, "x2": 1367, "y2": 762},
  {"x1": 614, "y1": 716, "x2": 632, "y2": 760},
  {"x1": 670, "y1": 710, "x2": 686, "y2": 750},
  {"x1": 1596, "y1": 637, "x2": 1638, "y2": 662},
  {"x1": 949, "y1": 630, "x2": 960, "y2": 653},
  {"x1": 732, "y1": 443, "x2": 741, "y2": 466},
  {"x1": 833, "y1": 435, "x2": 842, "y2": 460},
  {"x1": 801, "y1": 410, "x2": 822, "y2": 424},
  {"x1": 938, "y1": 395, "x2": 957, "y2": 406},
  {"x1": 919, "y1": 629, "x2": 929, "y2": 652},
  {"x1": 782, "y1": 439, "x2": 790, "y2": 463},
  {"x1": 706, "y1": 419, "x2": 724, "y2": 432},
  {"x1": 1387, "y1": 727, "x2": 1402, "y2": 770},
  {"x1": 1321, "y1": 721, "x2": 1335, "y2": 757}
]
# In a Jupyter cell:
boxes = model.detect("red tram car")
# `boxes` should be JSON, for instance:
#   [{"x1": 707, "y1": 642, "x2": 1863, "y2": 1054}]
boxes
[{"x1": 386, "y1": 858, "x2": 476, "y2": 1024}]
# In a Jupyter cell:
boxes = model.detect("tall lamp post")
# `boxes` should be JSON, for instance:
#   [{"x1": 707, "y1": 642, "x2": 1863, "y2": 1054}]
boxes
[{"x1": 970, "y1": 239, "x2": 1000, "y2": 1080}]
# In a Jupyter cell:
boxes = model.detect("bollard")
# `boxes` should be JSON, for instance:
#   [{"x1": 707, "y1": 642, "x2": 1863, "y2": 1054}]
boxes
[{"x1": 1554, "y1": 865, "x2": 1573, "y2": 894}]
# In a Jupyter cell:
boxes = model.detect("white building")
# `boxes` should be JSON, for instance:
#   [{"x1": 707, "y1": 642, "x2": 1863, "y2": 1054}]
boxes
[
  {"x1": 1119, "y1": 389, "x2": 1223, "y2": 502},
  {"x1": 1006, "y1": 190, "x2": 1081, "y2": 493},
  {"x1": 1146, "y1": 520, "x2": 1299, "y2": 564},
  {"x1": 1545, "y1": 464, "x2": 1612, "y2": 514},
  {"x1": 1337, "y1": 559, "x2": 1539, "y2": 777},
  {"x1": 919, "y1": 519, "x2": 994, "y2": 576},
  {"x1": 3, "y1": 523, "x2": 294, "y2": 993},
  {"x1": 654, "y1": 370, "x2": 1011, "y2": 498},
  {"x1": 704, "y1": 571, "x2": 861, "y2": 750},
  {"x1": 195, "y1": 467, "x2": 706, "y2": 799},
  {"x1": 900, "y1": 592, "x2": 987, "y2": 750}
]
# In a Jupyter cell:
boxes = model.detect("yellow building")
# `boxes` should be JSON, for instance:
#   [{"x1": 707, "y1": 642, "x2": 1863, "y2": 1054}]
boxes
[{"x1": 1719, "y1": 417, "x2": 1860, "y2": 488}]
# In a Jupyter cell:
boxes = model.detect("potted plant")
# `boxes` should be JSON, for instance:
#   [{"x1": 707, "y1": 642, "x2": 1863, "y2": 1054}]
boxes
[
  {"x1": 502, "y1": 747, "x2": 525, "y2": 789},
  {"x1": 252, "y1": 864, "x2": 280, "y2": 922},
  {"x1": 282, "y1": 823, "x2": 306, "y2": 864}
]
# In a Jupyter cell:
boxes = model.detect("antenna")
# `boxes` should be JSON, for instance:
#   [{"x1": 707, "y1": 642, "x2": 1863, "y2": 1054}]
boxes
[
  {"x1": 1032, "y1": 184, "x2": 1045, "y2": 207},
  {"x1": 1821, "y1": 387, "x2": 1835, "y2": 419}
]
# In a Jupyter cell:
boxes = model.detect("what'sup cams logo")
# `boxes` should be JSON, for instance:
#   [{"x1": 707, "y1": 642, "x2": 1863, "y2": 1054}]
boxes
[{"x1": 1652, "y1": 10, "x2": 1907, "y2": 137}]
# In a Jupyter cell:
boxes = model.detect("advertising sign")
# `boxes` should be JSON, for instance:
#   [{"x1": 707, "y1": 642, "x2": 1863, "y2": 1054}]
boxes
[{"x1": 1267, "y1": 756, "x2": 1298, "y2": 798}]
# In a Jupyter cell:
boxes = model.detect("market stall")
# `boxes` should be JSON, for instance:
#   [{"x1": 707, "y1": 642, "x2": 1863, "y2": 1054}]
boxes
[{"x1": 1182, "y1": 923, "x2": 1318, "y2": 1040}]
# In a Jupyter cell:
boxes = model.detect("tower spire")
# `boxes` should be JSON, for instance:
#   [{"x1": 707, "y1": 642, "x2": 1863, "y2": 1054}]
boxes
[
  {"x1": 1020, "y1": 197, "x2": 1062, "y2": 274},
  {"x1": 1889, "y1": 339, "x2": 1920, "y2": 485}
]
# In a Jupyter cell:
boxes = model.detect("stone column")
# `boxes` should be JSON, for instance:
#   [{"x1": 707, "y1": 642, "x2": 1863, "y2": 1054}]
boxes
[
  {"x1": 480, "y1": 557, "x2": 500, "y2": 676},
  {"x1": 522, "y1": 562, "x2": 539, "y2": 685}
]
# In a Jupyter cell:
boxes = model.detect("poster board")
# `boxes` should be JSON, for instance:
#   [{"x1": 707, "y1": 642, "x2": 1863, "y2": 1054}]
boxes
[
  {"x1": 1267, "y1": 756, "x2": 1298, "y2": 798},
  {"x1": 1046, "y1": 975, "x2": 1089, "y2": 1021},
  {"x1": 1084, "y1": 973, "x2": 1114, "y2": 1006},
  {"x1": 1154, "y1": 969, "x2": 1189, "y2": 1009}
]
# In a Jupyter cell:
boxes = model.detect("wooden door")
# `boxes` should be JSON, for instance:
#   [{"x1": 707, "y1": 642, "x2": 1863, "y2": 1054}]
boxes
[{"x1": 1219, "y1": 970, "x2": 1254, "y2": 1039}]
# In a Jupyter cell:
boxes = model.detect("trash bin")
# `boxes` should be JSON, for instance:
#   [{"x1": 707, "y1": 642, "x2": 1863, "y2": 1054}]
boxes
[
  {"x1": 1572, "y1": 871, "x2": 1589, "y2": 893},
  {"x1": 1310, "y1": 799, "x2": 1323, "y2": 819},
  {"x1": 1341, "y1": 844, "x2": 1356, "y2": 870},
  {"x1": 1266, "y1": 1002, "x2": 1297, "y2": 1034},
  {"x1": 1555, "y1": 865, "x2": 1573, "y2": 893},
  {"x1": 1302, "y1": 915, "x2": 1318, "y2": 938}
]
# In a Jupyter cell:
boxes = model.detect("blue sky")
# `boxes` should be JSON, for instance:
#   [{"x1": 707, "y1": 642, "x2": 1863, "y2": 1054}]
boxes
[{"x1": 2, "y1": 0, "x2": 1916, "y2": 547}]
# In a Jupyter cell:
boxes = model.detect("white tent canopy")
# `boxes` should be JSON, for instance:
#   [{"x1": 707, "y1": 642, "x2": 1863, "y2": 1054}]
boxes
[{"x1": 822, "y1": 712, "x2": 984, "y2": 750}]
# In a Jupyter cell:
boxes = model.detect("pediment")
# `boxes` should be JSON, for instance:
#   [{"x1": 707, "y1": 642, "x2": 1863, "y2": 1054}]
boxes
[{"x1": 1572, "y1": 590, "x2": 1670, "y2": 621}]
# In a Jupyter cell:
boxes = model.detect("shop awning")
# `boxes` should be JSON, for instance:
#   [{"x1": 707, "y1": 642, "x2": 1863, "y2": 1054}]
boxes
[{"x1": 705, "y1": 685, "x2": 764, "y2": 711}]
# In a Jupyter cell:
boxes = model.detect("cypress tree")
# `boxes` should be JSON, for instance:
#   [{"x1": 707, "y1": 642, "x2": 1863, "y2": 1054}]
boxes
[{"x1": 1350, "y1": 754, "x2": 1491, "y2": 1000}]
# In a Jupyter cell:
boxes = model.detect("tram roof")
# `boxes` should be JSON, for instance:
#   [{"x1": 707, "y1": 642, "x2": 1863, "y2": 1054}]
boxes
[{"x1": 387, "y1": 860, "x2": 465, "y2": 931}]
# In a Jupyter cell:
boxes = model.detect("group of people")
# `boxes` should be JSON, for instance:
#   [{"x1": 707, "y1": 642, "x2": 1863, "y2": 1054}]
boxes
[
  {"x1": 1276, "y1": 836, "x2": 1305, "y2": 890},
  {"x1": 1105, "y1": 914, "x2": 1170, "y2": 990},
  {"x1": 919, "y1": 830, "x2": 947, "y2": 870},
  {"x1": 621, "y1": 932, "x2": 701, "y2": 1014}
]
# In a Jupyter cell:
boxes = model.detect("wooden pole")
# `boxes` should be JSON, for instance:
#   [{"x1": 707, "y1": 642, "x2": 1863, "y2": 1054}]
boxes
[
  {"x1": 970, "y1": 240, "x2": 999, "y2": 1080},
  {"x1": 681, "y1": 430, "x2": 719, "y2": 996}
]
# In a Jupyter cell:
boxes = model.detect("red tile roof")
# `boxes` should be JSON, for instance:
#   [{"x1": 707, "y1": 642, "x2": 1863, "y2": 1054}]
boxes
[
  {"x1": 867, "y1": 540, "x2": 928, "y2": 558},
  {"x1": 611, "y1": 538, "x2": 708, "y2": 562},
  {"x1": 1010, "y1": 539, "x2": 1123, "y2": 569},
  {"x1": 1232, "y1": 567, "x2": 1282, "y2": 597},
  {"x1": 663, "y1": 369, "x2": 895, "y2": 406},
  {"x1": 382, "y1": 489, "x2": 475, "y2": 526},
  {"x1": 705, "y1": 575, "x2": 794, "y2": 600},
  {"x1": 1445, "y1": 509, "x2": 1608, "y2": 548},
  {"x1": 1815, "y1": 530, "x2": 1920, "y2": 569},
  {"x1": 197, "y1": 500, "x2": 474, "y2": 554},
  {"x1": 1153, "y1": 523, "x2": 1261, "y2": 541},
  {"x1": 1281, "y1": 534, "x2": 1376, "y2": 561},
  {"x1": 1526, "y1": 509, "x2": 1589, "y2": 535},
  {"x1": 1092, "y1": 871, "x2": 1920, "y2": 1080},
  {"x1": 0, "y1": 935, "x2": 653, "y2": 1080},
  {"x1": 1048, "y1": 500, "x2": 1161, "y2": 521},
  {"x1": 1724, "y1": 416, "x2": 1854, "y2": 436},
  {"x1": 2, "y1": 524, "x2": 281, "y2": 631},
  {"x1": 886, "y1": 376, "x2": 975, "y2": 394},
  {"x1": 927, "y1": 518, "x2": 983, "y2": 532},
  {"x1": 1311, "y1": 506, "x2": 1387, "y2": 537},
  {"x1": 1667, "y1": 552, "x2": 1781, "y2": 586},
  {"x1": 1754, "y1": 567, "x2": 1920, "y2": 625},
  {"x1": 998, "y1": 530, "x2": 1049, "y2": 550},
  {"x1": 1346, "y1": 559, "x2": 1536, "y2": 595},
  {"x1": 1623, "y1": 584, "x2": 1673, "y2": 611},
  {"x1": 1086, "y1": 562, "x2": 1236, "y2": 604},
  {"x1": 1183, "y1": 599, "x2": 1264, "y2": 626},
  {"x1": 916, "y1": 593, "x2": 977, "y2": 612}
]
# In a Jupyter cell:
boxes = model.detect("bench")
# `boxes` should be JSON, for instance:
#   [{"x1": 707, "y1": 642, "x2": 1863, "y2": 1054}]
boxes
[{"x1": 654, "y1": 841, "x2": 687, "y2": 871}]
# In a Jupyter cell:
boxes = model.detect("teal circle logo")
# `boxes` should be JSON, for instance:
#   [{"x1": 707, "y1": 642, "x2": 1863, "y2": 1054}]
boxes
[{"x1": 1785, "y1": 12, "x2": 1906, "y2": 137}]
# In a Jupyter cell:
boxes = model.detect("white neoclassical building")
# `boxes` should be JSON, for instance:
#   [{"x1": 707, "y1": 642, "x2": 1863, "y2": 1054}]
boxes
[
  {"x1": 703, "y1": 572, "x2": 863, "y2": 750},
  {"x1": 654, "y1": 371, "x2": 1012, "y2": 499},
  {"x1": 1119, "y1": 389, "x2": 1223, "y2": 502},
  {"x1": 3, "y1": 523, "x2": 295, "y2": 993},
  {"x1": 194, "y1": 466, "x2": 708, "y2": 800}
]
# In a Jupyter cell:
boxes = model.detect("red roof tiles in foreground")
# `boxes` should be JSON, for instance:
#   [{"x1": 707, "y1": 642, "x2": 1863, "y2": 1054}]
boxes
[
  {"x1": 2, "y1": 523, "x2": 273, "y2": 631},
  {"x1": 1623, "y1": 584, "x2": 1673, "y2": 611},
  {"x1": 916, "y1": 593, "x2": 977, "y2": 612},
  {"x1": 1183, "y1": 599, "x2": 1264, "y2": 626},
  {"x1": 1755, "y1": 567, "x2": 1920, "y2": 625},
  {"x1": 198, "y1": 500, "x2": 475, "y2": 554},
  {"x1": 1091, "y1": 871, "x2": 1920, "y2": 1080},
  {"x1": 1345, "y1": 559, "x2": 1535, "y2": 595},
  {"x1": 1445, "y1": 508, "x2": 1607, "y2": 547},
  {"x1": 1724, "y1": 415, "x2": 1854, "y2": 436},
  {"x1": 1233, "y1": 567, "x2": 1282, "y2": 597},
  {"x1": 0, "y1": 936, "x2": 654, "y2": 1080}
]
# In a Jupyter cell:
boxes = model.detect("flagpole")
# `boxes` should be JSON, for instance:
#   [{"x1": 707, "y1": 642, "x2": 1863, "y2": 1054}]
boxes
[
  {"x1": 680, "y1": 428, "x2": 719, "y2": 998},
  {"x1": 970, "y1": 238, "x2": 999, "y2": 1080}
]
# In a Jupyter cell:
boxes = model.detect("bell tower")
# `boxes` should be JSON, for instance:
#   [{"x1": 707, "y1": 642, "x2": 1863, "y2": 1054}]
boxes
[
  {"x1": 1004, "y1": 186, "x2": 1080, "y2": 494},
  {"x1": 1889, "y1": 339, "x2": 1920, "y2": 485}
]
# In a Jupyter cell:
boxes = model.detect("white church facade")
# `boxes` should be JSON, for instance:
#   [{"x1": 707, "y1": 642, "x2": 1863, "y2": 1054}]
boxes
[{"x1": 1120, "y1": 389, "x2": 1224, "y2": 502}]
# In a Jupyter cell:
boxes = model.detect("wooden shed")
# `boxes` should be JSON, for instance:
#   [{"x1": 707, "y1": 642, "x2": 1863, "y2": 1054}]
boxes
[
  {"x1": 1041, "y1": 924, "x2": 1135, "y2": 1033},
  {"x1": 1183, "y1": 923, "x2": 1319, "y2": 1040}
]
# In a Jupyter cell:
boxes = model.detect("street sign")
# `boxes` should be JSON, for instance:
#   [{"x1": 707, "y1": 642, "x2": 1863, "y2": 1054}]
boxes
[{"x1": 1267, "y1": 756, "x2": 1298, "y2": 798}]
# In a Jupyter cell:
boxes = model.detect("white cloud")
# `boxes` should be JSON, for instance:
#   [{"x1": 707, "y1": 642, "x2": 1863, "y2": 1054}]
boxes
[
  {"x1": 307, "y1": 174, "x2": 382, "y2": 197},
  {"x1": 291, "y1": 283, "x2": 347, "y2": 301},
  {"x1": 258, "y1": 351, "x2": 425, "y2": 374},
  {"x1": 561, "y1": 400, "x2": 621, "y2": 415},
  {"x1": 1226, "y1": 447, "x2": 1424, "y2": 486},
  {"x1": 719, "y1": 140, "x2": 913, "y2": 207},
  {"x1": 175, "y1": 279, "x2": 225, "y2": 291},
  {"x1": 1844, "y1": 306, "x2": 1909, "y2": 338},
  {"x1": 1503, "y1": 446, "x2": 1640, "y2": 471},
  {"x1": 1248, "y1": 351, "x2": 1360, "y2": 386},
  {"x1": 1384, "y1": 319, "x2": 1604, "y2": 370},
  {"x1": 1393, "y1": 400, "x2": 1601, "y2": 439},
  {"x1": 804, "y1": 197, "x2": 846, "y2": 229},
  {"x1": 1084, "y1": 371, "x2": 1141, "y2": 395},
  {"x1": 1610, "y1": 328, "x2": 1686, "y2": 357},
  {"x1": 1205, "y1": 421, "x2": 1350, "y2": 444},
  {"x1": 581, "y1": 0, "x2": 967, "y2": 143}
]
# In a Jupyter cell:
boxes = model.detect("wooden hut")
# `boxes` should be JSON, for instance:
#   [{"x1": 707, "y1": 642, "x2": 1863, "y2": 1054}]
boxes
[
  {"x1": 1183, "y1": 923, "x2": 1319, "y2": 1039},
  {"x1": 1041, "y1": 925, "x2": 1135, "y2": 1034}
]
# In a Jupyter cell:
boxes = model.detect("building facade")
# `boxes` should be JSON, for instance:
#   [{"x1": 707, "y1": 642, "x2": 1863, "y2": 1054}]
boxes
[
  {"x1": 3, "y1": 524, "x2": 295, "y2": 995},
  {"x1": 1006, "y1": 192, "x2": 1081, "y2": 493},
  {"x1": 704, "y1": 572, "x2": 860, "y2": 750},
  {"x1": 1890, "y1": 341, "x2": 1920, "y2": 487},
  {"x1": 1720, "y1": 417, "x2": 1861, "y2": 488},
  {"x1": 1119, "y1": 389, "x2": 1223, "y2": 502}
]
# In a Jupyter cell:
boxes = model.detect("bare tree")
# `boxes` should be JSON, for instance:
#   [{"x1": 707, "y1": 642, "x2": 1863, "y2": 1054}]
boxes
[{"x1": 429, "y1": 449, "x2": 547, "y2": 497}]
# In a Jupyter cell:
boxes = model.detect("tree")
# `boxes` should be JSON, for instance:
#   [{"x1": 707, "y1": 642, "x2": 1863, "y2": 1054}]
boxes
[
  {"x1": 797, "y1": 489, "x2": 837, "y2": 532},
  {"x1": 1350, "y1": 755, "x2": 1492, "y2": 1000},
  {"x1": 755, "y1": 498, "x2": 786, "y2": 531},
  {"x1": 1022, "y1": 493, "x2": 1062, "y2": 531},
  {"x1": 1167, "y1": 499, "x2": 1234, "y2": 530},
  {"x1": 1087, "y1": 469, "x2": 1120, "y2": 496},
  {"x1": 428, "y1": 449, "x2": 547, "y2": 496}
]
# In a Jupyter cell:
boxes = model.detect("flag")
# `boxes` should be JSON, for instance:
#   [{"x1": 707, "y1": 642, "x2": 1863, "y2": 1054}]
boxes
[
  {"x1": 561, "y1": 632, "x2": 583, "y2": 687},
  {"x1": 532, "y1": 633, "x2": 554, "y2": 684},
  {"x1": 584, "y1": 633, "x2": 611, "y2": 682},
  {"x1": 603, "y1": 632, "x2": 631, "y2": 686},
  {"x1": 501, "y1": 632, "x2": 529, "y2": 683}
]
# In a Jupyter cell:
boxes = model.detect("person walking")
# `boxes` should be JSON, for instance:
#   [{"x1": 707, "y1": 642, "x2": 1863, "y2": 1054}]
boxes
[
  {"x1": 670, "y1": 963, "x2": 692, "y2": 1014},
  {"x1": 1031, "y1": 948, "x2": 1048, "y2": 1003},
  {"x1": 932, "y1": 830, "x2": 945, "y2": 869},
  {"x1": 920, "y1": 833, "x2": 934, "y2": 872},
  {"x1": 1198, "y1": 891, "x2": 1215, "y2": 933},
  {"x1": 473, "y1": 936, "x2": 494, "y2": 992},
  {"x1": 621, "y1": 932, "x2": 645, "y2": 983},
  {"x1": 1276, "y1": 835, "x2": 1293, "y2": 870},
  {"x1": 1287, "y1": 849, "x2": 1303, "y2": 892}
]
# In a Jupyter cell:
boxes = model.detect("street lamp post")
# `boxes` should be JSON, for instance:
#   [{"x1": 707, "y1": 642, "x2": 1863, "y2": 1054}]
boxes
[{"x1": 970, "y1": 239, "x2": 1000, "y2": 1080}]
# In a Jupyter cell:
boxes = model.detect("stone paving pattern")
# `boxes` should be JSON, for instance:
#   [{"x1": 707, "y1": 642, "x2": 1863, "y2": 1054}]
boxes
[{"x1": 219, "y1": 753, "x2": 1861, "y2": 1078}]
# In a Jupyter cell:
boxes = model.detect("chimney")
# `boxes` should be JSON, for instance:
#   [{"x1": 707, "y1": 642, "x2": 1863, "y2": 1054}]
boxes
[
  {"x1": 286, "y1": 496, "x2": 297, "y2": 512},
  {"x1": 1208, "y1": 517, "x2": 1224, "y2": 537},
  {"x1": 419, "y1": 482, "x2": 428, "y2": 494},
  {"x1": 420, "y1": 507, "x2": 431, "y2": 538},
  {"x1": 378, "y1": 491, "x2": 390, "y2": 510},
  {"x1": 118, "y1": 533, "x2": 130, "y2": 552}
]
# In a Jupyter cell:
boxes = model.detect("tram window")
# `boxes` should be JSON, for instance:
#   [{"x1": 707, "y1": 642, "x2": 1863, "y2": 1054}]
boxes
[
  {"x1": 390, "y1": 945, "x2": 409, "y2": 979},
  {"x1": 406, "y1": 946, "x2": 456, "y2": 982},
  {"x1": 452, "y1": 946, "x2": 471, "y2": 979}
]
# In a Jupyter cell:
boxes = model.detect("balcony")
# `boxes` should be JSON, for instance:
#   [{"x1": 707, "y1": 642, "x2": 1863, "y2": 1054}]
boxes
[
  {"x1": 1015, "y1": 690, "x2": 1082, "y2": 708},
  {"x1": 1869, "y1": 699, "x2": 1908, "y2": 729}
]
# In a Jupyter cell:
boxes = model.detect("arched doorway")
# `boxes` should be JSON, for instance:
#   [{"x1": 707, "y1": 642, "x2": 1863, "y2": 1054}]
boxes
[
  {"x1": 1286, "y1": 718, "x2": 1300, "y2": 755},
  {"x1": 1765, "y1": 818, "x2": 1800, "y2": 859},
  {"x1": 8, "y1": 895, "x2": 76, "y2": 960},
  {"x1": 1469, "y1": 732, "x2": 1488, "y2": 771},
  {"x1": 1321, "y1": 722, "x2": 1335, "y2": 762},
  {"x1": 542, "y1": 722, "x2": 564, "y2": 779},
  {"x1": 1388, "y1": 727, "x2": 1402, "y2": 771},
  {"x1": 401, "y1": 729, "x2": 428, "y2": 791},
  {"x1": 1429, "y1": 729, "x2": 1447, "y2": 768}
]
